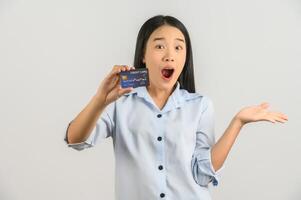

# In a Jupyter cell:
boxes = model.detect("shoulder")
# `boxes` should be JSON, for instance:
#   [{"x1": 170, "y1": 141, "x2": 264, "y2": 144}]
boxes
[
  {"x1": 179, "y1": 89, "x2": 202, "y2": 100},
  {"x1": 179, "y1": 89, "x2": 212, "y2": 103},
  {"x1": 179, "y1": 89, "x2": 214, "y2": 110}
]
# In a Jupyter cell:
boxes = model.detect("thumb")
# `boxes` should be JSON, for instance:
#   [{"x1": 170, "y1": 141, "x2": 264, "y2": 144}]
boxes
[
  {"x1": 119, "y1": 87, "x2": 134, "y2": 96},
  {"x1": 260, "y1": 102, "x2": 270, "y2": 109}
]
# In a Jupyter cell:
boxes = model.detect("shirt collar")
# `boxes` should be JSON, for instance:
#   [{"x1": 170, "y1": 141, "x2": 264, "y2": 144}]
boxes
[{"x1": 124, "y1": 81, "x2": 202, "y2": 112}]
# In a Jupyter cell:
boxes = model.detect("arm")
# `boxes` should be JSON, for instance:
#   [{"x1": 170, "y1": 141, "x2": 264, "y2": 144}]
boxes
[
  {"x1": 66, "y1": 65, "x2": 134, "y2": 144},
  {"x1": 211, "y1": 102, "x2": 288, "y2": 171},
  {"x1": 66, "y1": 95, "x2": 107, "y2": 144}
]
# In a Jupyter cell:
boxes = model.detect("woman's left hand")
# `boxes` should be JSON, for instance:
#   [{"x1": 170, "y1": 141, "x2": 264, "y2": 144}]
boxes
[{"x1": 234, "y1": 102, "x2": 288, "y2": 126}]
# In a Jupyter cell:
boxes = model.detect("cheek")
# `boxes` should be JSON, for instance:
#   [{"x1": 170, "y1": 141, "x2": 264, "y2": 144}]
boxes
[
  {"x1": 147, "y1": 52, "x2": 161, "y2": 64},
  {"x1": 177, "y1": 53, "x2": 186, "y2": 68},
  {"x1": 145, "y1": 53, "x2": 162, "y2": 72},
  {"x1": 149, "y1": 66, "x2": 160, "y2": 76},
  {"x1": 145, "y1": 56, "x2": 161, "y2": 76}
]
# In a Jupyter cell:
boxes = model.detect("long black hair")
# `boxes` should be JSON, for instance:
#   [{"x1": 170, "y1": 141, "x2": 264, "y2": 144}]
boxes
[{"x1": 133, "y1": 15, "x2": 196, "y2": 93}]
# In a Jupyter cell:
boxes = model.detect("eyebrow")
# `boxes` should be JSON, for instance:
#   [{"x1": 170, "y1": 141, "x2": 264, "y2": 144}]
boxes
[{"x1": 153, "y1": 37, "x2": 185, "y2": 43}]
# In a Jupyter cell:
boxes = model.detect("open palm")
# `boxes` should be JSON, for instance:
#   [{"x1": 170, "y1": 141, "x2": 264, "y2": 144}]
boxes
[{"x1": 235, "y1": 102, "x2": 288, "y2": 125}]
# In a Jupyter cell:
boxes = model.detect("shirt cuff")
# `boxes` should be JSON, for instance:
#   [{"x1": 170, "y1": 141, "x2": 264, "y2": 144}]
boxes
[
  {"x1": 66, "y1": 141, "x2": 94, "y2": 151},
  {"x1": 191, "y1": 148, "x2": 224, "y2": 187},
  {"x1": 64, "y1": 121, "x2": 95, "y2": 151}
]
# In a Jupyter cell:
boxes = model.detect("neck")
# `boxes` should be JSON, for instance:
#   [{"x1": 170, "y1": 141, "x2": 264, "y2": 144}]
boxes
[
  {"x1": 147, "y1": 82, "x2": 177, "y2": 98},
  {"x1": 146, "y1": 83, "x2": 177, "y2": 110}
]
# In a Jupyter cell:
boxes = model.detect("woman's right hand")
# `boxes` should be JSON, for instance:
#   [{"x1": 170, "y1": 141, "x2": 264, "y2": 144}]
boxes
[{"x1": 95, "y1": 65, "x2": 135, "y2": 106}]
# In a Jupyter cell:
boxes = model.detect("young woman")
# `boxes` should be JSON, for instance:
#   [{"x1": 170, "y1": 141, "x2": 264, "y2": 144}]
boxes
[{"x1": 65, "y1": 15, "x2": 288, "y2": 200}]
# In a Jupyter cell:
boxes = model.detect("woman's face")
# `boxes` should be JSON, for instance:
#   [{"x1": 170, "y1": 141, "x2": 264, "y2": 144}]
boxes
[{"x1": 143, "y1": 25, "x2": 186, "y2": 91}]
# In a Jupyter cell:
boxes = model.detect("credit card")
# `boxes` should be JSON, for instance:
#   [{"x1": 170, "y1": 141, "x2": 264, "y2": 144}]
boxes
[{"x1": 119, "y1": 68, "x2": 149, "y2": 88}]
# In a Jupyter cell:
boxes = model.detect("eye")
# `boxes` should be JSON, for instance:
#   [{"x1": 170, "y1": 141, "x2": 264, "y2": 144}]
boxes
[
  {"x1": 175, "y1": 45, "x2": 183, "y2": 50},
  {"x1": 155, "y1": 44, "x2": 165, "y2": 49}
]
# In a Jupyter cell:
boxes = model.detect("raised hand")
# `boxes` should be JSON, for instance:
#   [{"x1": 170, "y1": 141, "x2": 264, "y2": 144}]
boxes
[
  {"x1": 95, "y1": 65, "x2": 135, "y2": 106},
  {"x1": 234, "y1": 102, "x2": 288, "y2": 126}
]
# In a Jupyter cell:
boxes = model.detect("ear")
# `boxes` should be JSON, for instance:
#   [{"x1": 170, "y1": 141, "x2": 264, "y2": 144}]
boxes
[{"x1": 142, "y1": 57, "x2": 145, "y2": 63}]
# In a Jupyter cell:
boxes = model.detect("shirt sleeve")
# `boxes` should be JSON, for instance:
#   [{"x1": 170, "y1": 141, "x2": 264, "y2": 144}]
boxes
[
  {"x1": 64, "y1": 102, "x2": 115, "y2": 151},
  {"x1": 191, "y1": 96, "x2": 224, "y2": 187}
]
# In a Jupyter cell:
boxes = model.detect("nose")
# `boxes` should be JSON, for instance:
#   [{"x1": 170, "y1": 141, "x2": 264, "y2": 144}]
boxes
[
  {"x1": 164, "y1": 57, "x2": 174, "y2": 62},
  {"x1": 163, "y1": 50, "x2": 175, "y2": 62}
]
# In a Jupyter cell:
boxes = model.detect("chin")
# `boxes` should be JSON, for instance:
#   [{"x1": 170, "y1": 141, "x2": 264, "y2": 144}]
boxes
[{"x1": 158, "y1": 81, "x2": 177, "y2": 91}]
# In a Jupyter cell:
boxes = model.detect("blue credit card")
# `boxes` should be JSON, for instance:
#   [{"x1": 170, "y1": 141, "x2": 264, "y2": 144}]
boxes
[{"x1": 119, "y1": 68, "x2": 149, "y2": 88}]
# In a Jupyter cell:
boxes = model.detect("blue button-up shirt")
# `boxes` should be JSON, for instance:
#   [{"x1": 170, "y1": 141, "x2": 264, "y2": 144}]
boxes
[{"x1": 65, "y1": 82, "x2": 223, "y2": 200}]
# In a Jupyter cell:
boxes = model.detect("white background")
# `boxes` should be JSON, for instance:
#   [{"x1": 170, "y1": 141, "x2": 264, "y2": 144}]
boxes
[{"x1": 0, "y1": 0, "x2": 300, "y2": 199}]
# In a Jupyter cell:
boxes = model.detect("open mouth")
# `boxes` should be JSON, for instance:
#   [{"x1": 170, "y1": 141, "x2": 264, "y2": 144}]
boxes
[{"x1": 161, "y1": 68, "x2": 174, "y2": 79}]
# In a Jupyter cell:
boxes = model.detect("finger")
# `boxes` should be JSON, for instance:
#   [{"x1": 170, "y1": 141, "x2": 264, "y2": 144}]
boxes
[
  {"x1": 274, "y1": 115, "x2": 288, "y2": 123},
  {"x1": 267, "y1": 114, "x2": 287, "y2": 123},
  {"x1": 269, "y1": 118, "x2": 276, "y2": 123},
  {"x1": 266, "y1": 113, "x2": 280, "y2": 122},
  {"x1": 107, "y1": 65, "x2": 131, "y2": 81},
  {"x1": 130, "y1": 66, "x2": 136, "y2": 70},
  {"x1": 108, "y1": 65, "x2": 132, "y2": 82},
  {"x1": 276, "y1": 118, "x2": 287, "y2": 123},
  {"x1": 112, "y1": 76, "x2": 120, "y2": 84},
  {"x1": 116, "y1": 87, "x2": 134, "y2": 99},
  {"x1": 262, "y1": 112, "x2": 285, "y2": 123},
  {"x1": 262, "y1": 117, "x2": 275, "y2": 123},
  {"x1": 271, "y1": 112, "x2": 288, "y2": 121},
  {"x1": 125, "y1": 65, "x2": 131, "y2": 71},
  {"x1": 108, "y1": 65, "x2": 122, "y2": 76},
  {"x1": 263, "y1": 114, "x2": 276, "y2": 123},
  {"x1": 260, "y1": 102, "x2": 270, "y2": 109},
  {"x1": 278, "y1": 113, "x2": 288, "y2": 120},
  {"x1": 120, "y1": 87, "x2": 134, "y2": 95},
  {"x1": 121, "y1": 65, "x2": 127, "y2": 71}
]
